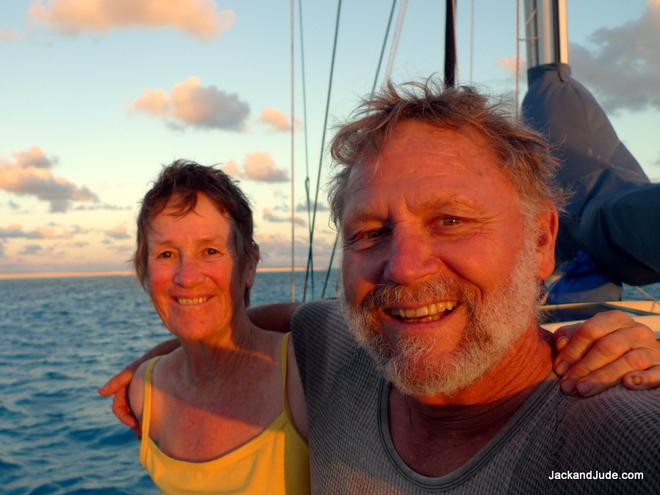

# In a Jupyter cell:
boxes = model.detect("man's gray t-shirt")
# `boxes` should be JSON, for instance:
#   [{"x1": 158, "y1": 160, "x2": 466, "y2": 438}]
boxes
[{"x1": 292, "y1": 299, "x2": 659, "y2": 494}]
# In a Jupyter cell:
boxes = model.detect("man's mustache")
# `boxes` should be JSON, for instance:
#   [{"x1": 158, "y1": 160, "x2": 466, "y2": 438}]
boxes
[{"x1": 360, "y1": 278, "x2": 478, "y2": 312}]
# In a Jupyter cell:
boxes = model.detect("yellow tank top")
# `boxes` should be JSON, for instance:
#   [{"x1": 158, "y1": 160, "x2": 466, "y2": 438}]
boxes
[{"x1": 140, "y1": 333, "x2": 309, "y2": 494}]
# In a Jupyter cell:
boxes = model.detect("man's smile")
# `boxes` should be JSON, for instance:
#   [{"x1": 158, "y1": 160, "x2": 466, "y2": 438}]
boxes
[{"x1": 385, "y1": 301, "x2": 458, "y2": 323}]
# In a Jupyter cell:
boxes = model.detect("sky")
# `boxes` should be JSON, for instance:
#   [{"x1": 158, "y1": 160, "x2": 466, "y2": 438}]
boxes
[{"x1": 1, "y1": 0, "x2": 659, "y2": 275}]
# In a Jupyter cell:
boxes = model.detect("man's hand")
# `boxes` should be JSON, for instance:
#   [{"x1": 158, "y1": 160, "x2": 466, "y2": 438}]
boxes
[
  {"x1": 98, "y1": 338, "x2": 181, "y2": 436},
  {"x1": 552, "y1": 311, "x2": 659, "y2": 396},
  {"x1": 98, "y1": 363, "x2": 141, "y2": 436}
]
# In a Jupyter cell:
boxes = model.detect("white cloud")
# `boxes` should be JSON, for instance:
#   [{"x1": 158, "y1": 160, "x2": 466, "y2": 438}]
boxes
[
  {"x1": 29, "y1": 0, "x2": 235, "y2": 40},
  {"x1": 570, "y1": 1, "x2": 660, "y2": 113},
  {"x1": 132, "y1": 77, "x2": 250, "y2": 131},
  {"x1": 0, "y1": 148, "x2": 99, "y2": 212},
  {"x1": 243, "y1": 152, "x2": 288, "y2": 182}
]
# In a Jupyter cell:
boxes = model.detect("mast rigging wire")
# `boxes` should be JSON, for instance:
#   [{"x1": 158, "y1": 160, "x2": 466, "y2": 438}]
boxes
[
  {"x1": 444, "y1": 0, "x2": 457, "y2": 87},
  {"x1": 321, "y1": 0, "x2": 399, "y2": 299},
  {"x1": 289, "y1": 0, "x2": 296, "y2": 301},
  {"x1": 298, "y1": 0, "x2": 315, "y2": 299},
  {"x1": 302, "y1": 0, "x2": 343, "y2": 302},
  {"x1": 384, "y1": 0, "x2": 409, "y2": 81}
]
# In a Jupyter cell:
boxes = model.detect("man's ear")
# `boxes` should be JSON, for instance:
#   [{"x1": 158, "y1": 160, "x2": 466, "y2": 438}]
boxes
[{"x1": 535, "y1": 205, "x2": 559, "y2": 280}]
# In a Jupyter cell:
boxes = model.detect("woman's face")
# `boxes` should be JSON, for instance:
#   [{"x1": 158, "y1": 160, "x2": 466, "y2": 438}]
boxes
[{"x1": 145, "y1": 193, "x2": 255, "y2": 342}]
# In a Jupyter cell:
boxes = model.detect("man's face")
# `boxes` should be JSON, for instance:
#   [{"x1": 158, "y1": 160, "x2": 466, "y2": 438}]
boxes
[{"x1": 340, "y1": 120, "x2": 555, "y2": 397}]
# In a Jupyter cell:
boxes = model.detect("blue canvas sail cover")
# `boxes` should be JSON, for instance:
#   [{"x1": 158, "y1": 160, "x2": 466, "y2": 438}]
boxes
[{"x1": 522, "y1": 63, "x2": 660, "y2": 301}]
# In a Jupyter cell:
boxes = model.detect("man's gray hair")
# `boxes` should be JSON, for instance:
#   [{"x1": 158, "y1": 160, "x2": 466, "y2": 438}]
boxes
[{"x1": 328, "y1": 79, "x2": 565, "y2": 227}]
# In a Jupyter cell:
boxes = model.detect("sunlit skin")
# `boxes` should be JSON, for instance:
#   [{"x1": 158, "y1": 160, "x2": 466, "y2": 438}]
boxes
[
  {"x1": 147, "y1": 193, "x2": 255, "y2": 356},
  {"x1": 128, "y1": 193, "x2": 308, "y2": 463},
  {"x1": 341, "y1": 120, "x2": 560, "y2": 474}
]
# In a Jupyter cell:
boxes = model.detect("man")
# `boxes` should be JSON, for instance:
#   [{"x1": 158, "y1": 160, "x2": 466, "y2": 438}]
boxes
[
  {"x1": 289, "y1": 81, "x2": 659, "y2": 492},
  {"x1": 102, "y1": 81, "x2": 660, "y2": 493}
]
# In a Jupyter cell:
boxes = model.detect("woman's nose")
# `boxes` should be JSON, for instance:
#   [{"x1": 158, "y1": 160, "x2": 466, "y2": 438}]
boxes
[{"x1": 174, "y1": 256, "x2": 205, "y2": 287}]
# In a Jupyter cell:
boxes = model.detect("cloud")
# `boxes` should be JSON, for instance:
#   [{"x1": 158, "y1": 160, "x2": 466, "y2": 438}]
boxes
[
  {"x1": 243, "y1": 152, "x2": 288, "y2": 182},
  {"x1": 72, "y1": 202, "x2": 130, "y2": 211},
  {"x1": 0, "y1": 28, "x2": 23, "y2": 42},
  {"x1": 262, "y1": 208, "x2": 306, "y2": 227},
  {"x1": 259, "y1": 107, "x2": 293, "y2": 131},
  {"x1": 222, "y1": 160, "x2": 242, "y2": 178},
  {"x1": 29, "y1": 0, "x2": 235, "y2": 40},
  {"x1": 296, "y1": 201, "x2": 328, "y2": 213},
  {"x1": 570, "y1": 1, "x2": 660, "y2": 113},
  {"x1": 105, "y1": 224, "x2": 131, "y2": 240},
  {"x1": 496, "y1": 56, "x2": 524, "y2": 77},
  {"x1": 255, "y1": 232, "x2": 336, "y2": 268},
  {"x1": 132, "y1": 77, "x2": 250, "y2": 130},
  {"x1": 0, "y1": 147, "x2": 99, "y2": 212},
  {"x1": 0, "y1": 224, "x2": 71, "y2": 240},
  {"x1": 18, "y1": 244, "x2": 44, "y2": 256}
]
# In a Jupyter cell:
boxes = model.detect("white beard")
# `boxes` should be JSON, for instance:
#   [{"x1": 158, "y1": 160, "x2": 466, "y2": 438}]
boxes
[{"x1": 343, "y1": 236, "x2": 540, "y2": 397}]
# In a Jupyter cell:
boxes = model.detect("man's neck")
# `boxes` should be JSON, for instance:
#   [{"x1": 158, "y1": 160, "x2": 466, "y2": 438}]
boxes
[{"x1": 389, "y1": 326, "x2": 553, "y2": 477}]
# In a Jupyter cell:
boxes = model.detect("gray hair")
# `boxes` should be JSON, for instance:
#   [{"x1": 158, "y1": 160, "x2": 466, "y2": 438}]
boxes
[{"x1": 328, "y1": 79, "x2": 565, "y2": 227}]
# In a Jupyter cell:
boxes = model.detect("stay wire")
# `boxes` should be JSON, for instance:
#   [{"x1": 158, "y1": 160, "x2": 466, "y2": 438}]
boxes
[
  {"x1": 298, "y1": 0, "x2": 315, "y2": 299},
  {"x1": 321, "y1": 0, "x2": 399, "y2": 299},
  {"x1": 303, "y1": 0, "x2": 343, "y2": 302}
]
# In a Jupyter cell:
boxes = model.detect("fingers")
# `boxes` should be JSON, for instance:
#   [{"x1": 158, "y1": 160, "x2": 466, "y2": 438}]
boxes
[
  {"x1": 112, "y1": 385, "x2": 140, "y2": 435},
  {"x1": 98, "y1": 368, "x2": 134, "y2": 396},
  {"x1": 561, "y1": 347, "x2": 658, "y2": 396},
  {"x1": 624, "y1": 365, "x2": 660, "y2": 391},
  {"x1": 552, "y1": 311, "x2": 645, "y2": 375}
]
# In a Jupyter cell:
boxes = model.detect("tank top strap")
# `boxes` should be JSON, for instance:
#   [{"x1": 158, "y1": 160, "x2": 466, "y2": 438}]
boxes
[
  {"x1": 279, "y1": 333, "x2": 292, "y2": 418},
  {"x1": 140, "y1": 356, "x2": 161, "y2": 462}
]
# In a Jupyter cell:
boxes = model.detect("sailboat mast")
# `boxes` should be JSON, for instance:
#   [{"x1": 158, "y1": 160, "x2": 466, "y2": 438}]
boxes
[{"x1": 523, "y1": 0, "x2": 569, "y2": 69}]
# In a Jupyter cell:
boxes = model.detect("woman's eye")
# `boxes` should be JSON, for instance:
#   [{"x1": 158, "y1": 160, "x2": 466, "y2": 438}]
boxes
[
  {"x1": 206, "y1": 247, "x2": 220, "y2": 256},
  {"x1": 157, "y1": 251, "x2": 173, "y2": 259}
]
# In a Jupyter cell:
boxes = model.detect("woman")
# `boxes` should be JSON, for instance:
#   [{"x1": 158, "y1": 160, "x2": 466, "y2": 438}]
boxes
[{"x1": 128, "y1": 160, "x2": 309, "y2": 494}]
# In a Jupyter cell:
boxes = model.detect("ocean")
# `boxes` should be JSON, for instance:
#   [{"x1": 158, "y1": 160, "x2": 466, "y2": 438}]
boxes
[{"x1": 0, "y1": 273, "x2": 657, "y2": 494}]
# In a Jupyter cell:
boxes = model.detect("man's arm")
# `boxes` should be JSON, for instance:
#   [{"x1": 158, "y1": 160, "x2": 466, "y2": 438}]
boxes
[
  {"x1": 98, "y1": 338, "x2": 180, "y2": 435},
  {"x1": 98, "y1": 303, "x2": 301, "y2": 432}
]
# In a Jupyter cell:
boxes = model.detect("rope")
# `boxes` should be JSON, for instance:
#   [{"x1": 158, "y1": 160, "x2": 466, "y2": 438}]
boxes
[
  {"x1": 321, "y1": 0, "x2": 399, "y2": 298},
  {"x1": 303, "y1": 0, "x2": 343, "y2": 302}
]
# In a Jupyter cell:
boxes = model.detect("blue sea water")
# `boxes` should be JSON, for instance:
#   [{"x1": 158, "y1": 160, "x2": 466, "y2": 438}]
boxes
[
  {"x1": 0, "y1": 273, "x2": 657, "y2": 494},
  {"x1": 0, "y1": 271, "x2": 339, "y2": 494}
]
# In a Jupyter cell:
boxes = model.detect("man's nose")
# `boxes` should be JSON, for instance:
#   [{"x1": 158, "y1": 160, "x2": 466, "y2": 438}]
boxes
[
  {"x1": 174, "y1": 255, "x2": 205, "y2": 287},
  {"x1": 383, "y1": 226, "x2": 440, "y2": 285}
]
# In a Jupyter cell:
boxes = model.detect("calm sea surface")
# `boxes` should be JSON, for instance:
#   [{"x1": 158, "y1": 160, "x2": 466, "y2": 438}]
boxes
[{"x1": 0, "y1": 273, "x2": 657, "y2": 494}]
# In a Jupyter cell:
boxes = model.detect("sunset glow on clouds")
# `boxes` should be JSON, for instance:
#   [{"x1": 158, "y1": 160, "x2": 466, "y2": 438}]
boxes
[
  {"x1": 1, "y1": 1, "x2": 657, "y2": 275},
  {"x1": 222, "y1": 152, "x2": 289, "y2": 183},
  {"x1": 30, "y1": 0, "x2": 235, "y2": 40},
  {"x1": 259, "y1": 107, "x2": 293, "y2": 131},
  {"x1": 132, "y1": 77, "x2": 250, "y2": 130},
  {"x1": 0, "y1": 147, "x2": 98, "y2": 212}
]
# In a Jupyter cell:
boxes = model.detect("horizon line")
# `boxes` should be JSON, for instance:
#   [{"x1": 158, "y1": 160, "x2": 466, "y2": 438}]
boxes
[{"x1": 0, "y1": 267, "x2": 323, "y2": 280}]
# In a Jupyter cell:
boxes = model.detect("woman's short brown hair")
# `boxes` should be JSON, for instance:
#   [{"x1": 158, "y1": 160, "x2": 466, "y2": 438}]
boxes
[{"x1": 134, "y1": 160, "x2": 258, "y2": 304}]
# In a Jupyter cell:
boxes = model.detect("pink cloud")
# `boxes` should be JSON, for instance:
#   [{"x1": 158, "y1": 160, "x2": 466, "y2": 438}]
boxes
[
  {"x1": 259, "y1": 107, "x2": 292, "y2": 131},
  {"x1": 30, "y1": 0, "x2": 235, "y2": 40},
  {"x1": 222, "y1": 160, "x2": 242, "y2": 178},
  {"x1": 0, "y1": 147, "x2": 98, "y2": 212},
  {"x1": 262, "y1": 208, "x2": 306, "y2": 227},
  {"x1": 0, "y1": 28, "x2": 23, "y2": 42},
  {"x1": 132, "y1": 77, "x2": 250, "y2": 130},
  {"x1": 496, "y1": 56, "x2": 524, "y2": 76},
  {"x1": 105, "y1": 224, "x2": 130, "y2": 240},
  {"x1": 243, "y1": 152, "x2": 288, "y2": 182}
]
